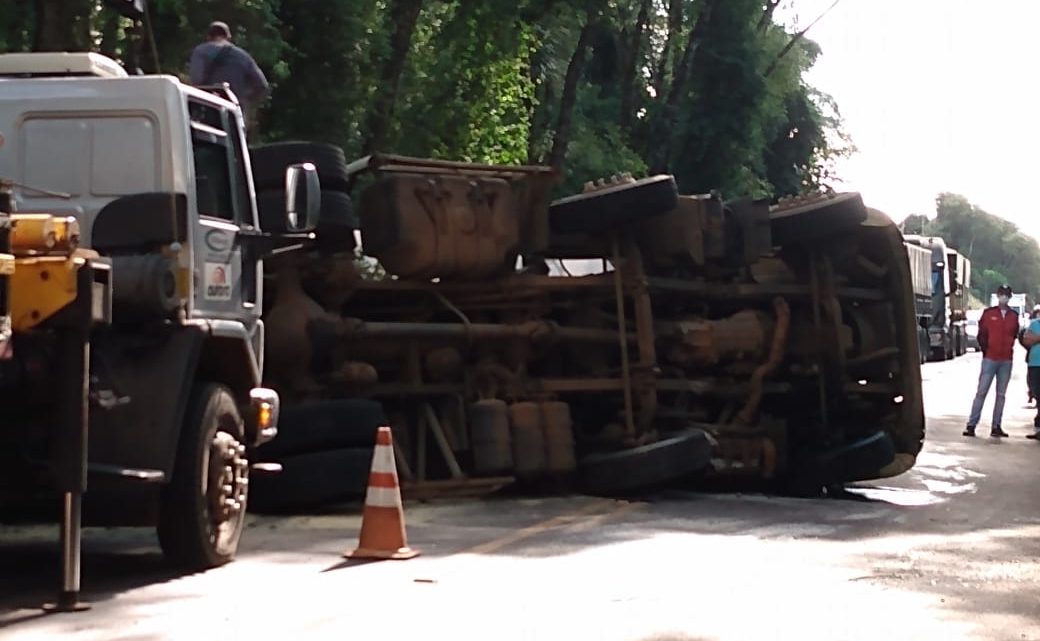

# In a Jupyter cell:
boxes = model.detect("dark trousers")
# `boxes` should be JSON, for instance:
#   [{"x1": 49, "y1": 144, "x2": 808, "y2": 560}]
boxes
[{"x1": 1029, "y1": 367, "x2": 1040, "y2": 427}]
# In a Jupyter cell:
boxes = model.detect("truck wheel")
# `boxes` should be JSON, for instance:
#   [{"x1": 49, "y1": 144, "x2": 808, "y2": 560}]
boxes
[
  {"x1": 157, "y1": 384, "x2": 249, "y2": 570},
  {"x1": 782, "y1": 430, "x2": 896, "y2": 496},
  {"x1": 256, "y1": 189, "x2": 357, "y2": 250},
  {"x1": 250, "y1": 142, "x2": 351, "y2": 192},
  {"x1": 769, "y1": 192, "x2": 867, "y2": 246},
  {"x1": 549, "y1": 175, "x2": 679, "y2": 235},
  {"x1": 577, "y1": 429, "x2": 713, "y2": 496}
]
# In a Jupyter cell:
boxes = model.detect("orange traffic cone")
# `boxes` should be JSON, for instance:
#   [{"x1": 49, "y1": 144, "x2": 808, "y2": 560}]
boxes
[{"x1": 344, "y1": 426, "x2": 420, "y2": 560}]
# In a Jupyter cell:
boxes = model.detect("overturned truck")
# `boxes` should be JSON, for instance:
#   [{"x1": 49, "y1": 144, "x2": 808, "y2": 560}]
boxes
[{"x1": 253, "y1": 149, "x2": 925, "y2": 503}]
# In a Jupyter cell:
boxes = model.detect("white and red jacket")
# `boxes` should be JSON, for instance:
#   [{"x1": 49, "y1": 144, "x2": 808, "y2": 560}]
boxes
[{"x1": 978, "y1": 306, "x2": 1019, "y2": 361}]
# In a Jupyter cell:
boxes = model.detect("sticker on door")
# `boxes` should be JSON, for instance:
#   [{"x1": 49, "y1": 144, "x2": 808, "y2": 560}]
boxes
[{"x1": 204, "y1": 262, "x2": 232, "y2": 301}]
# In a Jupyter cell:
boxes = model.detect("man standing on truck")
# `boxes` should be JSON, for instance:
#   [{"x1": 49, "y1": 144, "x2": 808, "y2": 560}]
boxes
[
  {"x1": 188, "y1": 21, "x2": 269, "y2": 131},
  {"x1": 964, "y1": 285, "x2": 1018, "y2": 438}
]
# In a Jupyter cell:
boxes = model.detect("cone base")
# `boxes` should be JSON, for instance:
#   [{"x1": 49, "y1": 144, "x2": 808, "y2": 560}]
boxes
[{"x1": 344, "y1": 546, "x2": 420, "y2": 560}]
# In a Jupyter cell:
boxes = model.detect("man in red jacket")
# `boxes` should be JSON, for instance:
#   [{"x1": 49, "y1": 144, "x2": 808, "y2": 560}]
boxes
[{"x1": 964, "y1": 285, "x2": 1019, "y2": 437}]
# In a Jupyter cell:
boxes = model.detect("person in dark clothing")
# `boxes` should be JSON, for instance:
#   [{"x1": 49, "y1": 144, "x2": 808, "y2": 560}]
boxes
[
  {"x1": 188, "y1": 21, "x2": 269, "y2": 128},
  {"x1": 1021, "y1": 307, "x2": 1040, "y2": 440},
  {"x1": 964, "y1": 284, "x2": 1019, "y2": 438},
  {"x1": 1022, "y1": 305, "x2": 1040, "y2": 406}
]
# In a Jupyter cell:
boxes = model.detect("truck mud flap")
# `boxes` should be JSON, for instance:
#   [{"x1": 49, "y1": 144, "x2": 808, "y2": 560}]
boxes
[
  {"x1": 804, "y1": 430, "x2": 897, "y2": 487},
  {"x1": 257, "y1": 399, "x2": 388, "y2": 459},
  {"x1": 249, "y1": 447, "x2": 374, "y2": 513},
  {"x1": 577, "y1": 429, "x2": 713, "y2": 496},
  {"x1": 769, "y1": 192, "x2": 867, "y2": 246},
  {"x1": 549, "y1": 175, "x2": 678, "y2": 235}
]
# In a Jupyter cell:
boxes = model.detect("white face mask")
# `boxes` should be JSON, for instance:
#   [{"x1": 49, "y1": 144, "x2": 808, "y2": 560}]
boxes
[{"x1": 998, "y1": 295, "x2": 1010, "y2": 305}]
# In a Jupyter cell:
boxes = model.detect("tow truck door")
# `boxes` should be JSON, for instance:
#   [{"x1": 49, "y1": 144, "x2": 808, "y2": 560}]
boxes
[{"x1": 187, "y1": 99, "x2": 259, "y2": 327}]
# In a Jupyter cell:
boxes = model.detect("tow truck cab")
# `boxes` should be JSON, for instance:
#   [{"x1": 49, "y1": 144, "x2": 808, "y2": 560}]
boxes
[{"x1": 0, "y1": 52, "x2": 319, "y2": 591}]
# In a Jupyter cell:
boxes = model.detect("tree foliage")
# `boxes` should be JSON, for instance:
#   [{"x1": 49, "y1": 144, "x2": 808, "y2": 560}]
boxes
[
  {"x1": 909, "y1": 193, "x2": 1040, "y2": 304},
  {"x1": 5, "y1": 0, "x2": 852, "y2": 199}
]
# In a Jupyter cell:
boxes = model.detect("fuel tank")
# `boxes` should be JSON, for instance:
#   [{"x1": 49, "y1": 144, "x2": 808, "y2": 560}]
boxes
[{"x1": 359, "y1": 173, "x2": 520, "y2": 280}]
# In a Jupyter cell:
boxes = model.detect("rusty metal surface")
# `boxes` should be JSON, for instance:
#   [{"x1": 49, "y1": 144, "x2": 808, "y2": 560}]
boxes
[
  {"x1": 663, "y1": 310, "x2": 774, "y2": 368},
  {"x1": 346, "y1": 153, "x2": 559, "y2": 179},
  {"x1": 509, "y1": 401, "x2": 546, "y2": 480},
  {"x1": 734, "y1": 298, "x2": 791, "y2": 426},
  {"x1": 260, "y1": 156, "x2": 924, "y2": 500}
]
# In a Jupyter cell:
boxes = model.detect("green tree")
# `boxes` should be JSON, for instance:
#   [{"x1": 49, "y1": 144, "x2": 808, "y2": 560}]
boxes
[
  {"x1": 929, "y1": 192, "x2": 1040, "y2": 303},
  {"x1": 8, "y1": 0, "x2": 851, "y2": 202},
  {"x1": 900, "y1": 214, "x2": 930, "y2": 235}
]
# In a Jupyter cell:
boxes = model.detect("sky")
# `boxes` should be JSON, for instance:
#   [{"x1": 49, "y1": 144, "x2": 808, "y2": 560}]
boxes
[{"x1": 774, "y1": 0, "x2": 1040, "y2": 239}]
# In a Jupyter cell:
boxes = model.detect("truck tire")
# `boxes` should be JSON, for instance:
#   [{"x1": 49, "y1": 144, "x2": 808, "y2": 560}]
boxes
[
  {"x1": 257, "y1": 399, "x2": 387, "y2": 459},
  {"x1": 783, "y1": 430, "x2": 896, "y2": 496},
  {"x1": 769, "y1": 192, "x2": 867, "y2": 246},
  {"x1": 157, "y1": 384, "x2": 249, "y2": 570},
  {"x1": 549, "y1": 175, "x2": 679, "y2": 235},
  {"x1": 250, "y1": 142, "x2": 351, "y2": 192},
  {"x1": 255, "y1": 189, "x2": 357, "y2": 251},
  {"x1": 577, "y1": 429, "x2": 713, "y2": 495},
  {"x1": 249, "y1": 447, "x2": 374, "y2": 513}
]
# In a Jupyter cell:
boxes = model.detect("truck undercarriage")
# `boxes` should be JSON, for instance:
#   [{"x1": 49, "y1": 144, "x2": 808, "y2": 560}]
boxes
[{"x1": 257, "y1": 153, "x2": 926, "y2": 500}]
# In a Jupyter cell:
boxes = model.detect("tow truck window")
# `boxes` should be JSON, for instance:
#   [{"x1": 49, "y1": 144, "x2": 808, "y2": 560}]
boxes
[
  {"x1": 189, "y1": 99, "x2": 252, "y2": 225},
  {"x1": 191, "y1": 135, "x2": 235, "y2": 221}
]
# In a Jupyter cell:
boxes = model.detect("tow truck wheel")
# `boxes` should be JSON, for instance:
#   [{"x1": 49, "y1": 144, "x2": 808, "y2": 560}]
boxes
[{"x1": 158, "y1": 384, "x2": 249, "y2": 571}]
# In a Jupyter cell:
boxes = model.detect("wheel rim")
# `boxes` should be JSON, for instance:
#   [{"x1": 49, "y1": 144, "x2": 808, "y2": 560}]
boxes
[{"x1": 206, "y1": 430, "x2": 249, "y2": 555}]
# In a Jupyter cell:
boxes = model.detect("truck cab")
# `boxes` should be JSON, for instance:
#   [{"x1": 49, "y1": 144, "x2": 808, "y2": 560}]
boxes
[{"x1": 0, "y1": 52, "x2": 319, "y2": 606}]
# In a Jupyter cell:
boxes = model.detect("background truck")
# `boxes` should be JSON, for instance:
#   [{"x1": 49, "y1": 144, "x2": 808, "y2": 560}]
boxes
[
  {"x1": 902, "y1": 234, "x2": 971, "y2": 361},
  {"x1": 947, "y1": 248, "x2": 971, "y2": 355},
  {"x1": 904, "y1": 239, "x2": 934, "y2": 364},
  {"x1": 245, "y1": 155, "x2": 927, "y2": 506},
  {"x1": 0, "y1": 51, "x2": 320, "y2": 609}
]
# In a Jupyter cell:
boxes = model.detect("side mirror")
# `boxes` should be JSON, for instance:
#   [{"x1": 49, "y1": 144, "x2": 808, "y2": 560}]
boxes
[{"x1": 285, "y1": 163, "x2": 320, "y2": 232}]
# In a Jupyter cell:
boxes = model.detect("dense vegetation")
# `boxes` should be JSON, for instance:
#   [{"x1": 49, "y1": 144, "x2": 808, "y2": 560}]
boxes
[
  {"x1": 3, "y1": 0, "x2": 852, "y2": 198},
  {"x1": 902, "y1": 194, "x2": 1040, "y2": 305}
]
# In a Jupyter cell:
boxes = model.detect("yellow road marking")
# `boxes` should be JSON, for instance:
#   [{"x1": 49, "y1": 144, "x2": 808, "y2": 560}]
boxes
[
  {"x1": 562, "y1": 500, "x2": 642, "y2": 534},
  {"x1": 465, "y1": 501, "x2": 640, "y2": 557}
]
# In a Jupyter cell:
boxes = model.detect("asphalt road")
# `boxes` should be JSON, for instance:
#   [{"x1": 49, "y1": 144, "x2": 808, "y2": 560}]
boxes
[{"x1": 2, "y1": 349, "x2": 1038, "y2": 641}]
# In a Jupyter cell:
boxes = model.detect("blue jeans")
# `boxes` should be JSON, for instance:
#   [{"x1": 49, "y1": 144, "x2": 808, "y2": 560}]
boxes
[{"x1": 967, "y1": 358, "x2": 1013, "y2": 429}]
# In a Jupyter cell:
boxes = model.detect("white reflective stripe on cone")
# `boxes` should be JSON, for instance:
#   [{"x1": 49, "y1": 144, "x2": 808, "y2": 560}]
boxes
[
  {"x1": 365, "y1": 485, "x2": 403, "y2": 509},
  {"x1": 370, "y1": 444, "x2": 397, "y2": 475}
]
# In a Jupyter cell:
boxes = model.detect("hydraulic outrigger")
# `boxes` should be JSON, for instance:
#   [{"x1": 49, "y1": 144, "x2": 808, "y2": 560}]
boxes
[{"x1": 1, "y1": 182, "x2": 113, "y2": 611}]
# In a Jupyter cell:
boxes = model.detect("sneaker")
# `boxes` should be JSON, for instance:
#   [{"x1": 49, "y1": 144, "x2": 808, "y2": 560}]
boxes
[
  {"x1": 991, "y1": 427, "x2": 1009, "y2": 438},
  {"x1": 963, "y1": 427, "x2": 976, "y2": 437},
  {"x1": 1027, "y1": 433, "x2": 1040, "y2": 440}
]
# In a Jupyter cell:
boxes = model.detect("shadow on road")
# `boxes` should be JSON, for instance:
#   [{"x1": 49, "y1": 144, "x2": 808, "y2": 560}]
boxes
[{"x1": 0, "y1": 539, "x2": 178, "y2": 627}]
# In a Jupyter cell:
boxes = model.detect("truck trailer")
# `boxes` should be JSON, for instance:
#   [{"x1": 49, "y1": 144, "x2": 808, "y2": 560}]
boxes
[
  {"x1": 904, "y1": 239, "x2": 933, "y2": 363},
  {"x1": 249, "y1": 160, "x2": 927, "y2": 504}
]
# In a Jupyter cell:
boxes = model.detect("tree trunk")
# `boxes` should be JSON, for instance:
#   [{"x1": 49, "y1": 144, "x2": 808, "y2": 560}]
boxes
[
  {"x1": 98, "y1": 10, "x2": 122, "y2": 59},
  {"x1": 618, "y1": 0, "x2": 652, "y2": 132},
  {"x1": 362, "y1": 0, "x2": 425, "y2": 154},
  {"x1": 757, "y1": 0, "x2": 781, "y2": 32},
  {"x1": 652, "y1": 0, "x2": 684, "y2": 97},
  {"x1": 648, "y1": 0, "x2": 716, "y2": 173},
  {"x1": 33, "y1": 0, "x2": 90, "y2": 52},
  {"x1": 548, "y1": 15, "x2": 597, "y2": 170}
]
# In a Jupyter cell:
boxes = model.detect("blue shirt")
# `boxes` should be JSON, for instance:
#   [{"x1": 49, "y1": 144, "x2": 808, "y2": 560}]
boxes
[
  {"x1": 1028, "y1": 319, "x2": 1040, "y2": 367},
  {"x1": 188, "y1": 41, "x2": 269, "y2": 114}
]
